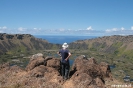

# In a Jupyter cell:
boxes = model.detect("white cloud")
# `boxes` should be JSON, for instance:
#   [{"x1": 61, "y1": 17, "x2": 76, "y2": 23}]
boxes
[
  {"x1": 59, "y1": 28, "x2": 65, "y2": 31},
  {"x1": 86, "y1": 26, "x2": 93, "y2": 30},
  {"x1": 131, "y1": 26, "x2": 133, "y2": 30},
  {"x1": 105, "y1": 28, "x2": 117, "y2": 32},
  {"x1": 3, "y1": 26, "x2": 7, "y2": 29},
  {"x1": 0, "y1": 26, "x2": 8, "y2": 33},
  {"x1": 32, "y1": 28, "x2": 42, "y2": 34},
  {"x1": 68, "y1": 29, "x2": 71, "y2": 31},
  {"x1": 0, "y1": 26, "x2": 7, "y2": 30},
  {"x1": 1, "y1": 26, "x2": 133, "y2": 36},
  {"x1": 76, "y1": 29, "x2": 83, "y2": 31},
  {"x1": 105, "y1": 29, "x2": 111, "y2": 32},
  {"x1": 112, "y1": 28, "x2": 118, "y2": 31},
  {"x1": 104, "y1": 27, "x2": 133, "y2": 36},
  {"x1": 121, "y1": 27, "x2": 125, "y2": 30},
  {"x1": 33, "y1": 28, "x2": 37, "y2": 30},
  {"x1": 18, "y1": 27, "x2": 27, "y2": 31},
  {"x1": 106, "y1": 27, "x2": 124, "y2": 33},
  {"x1": 34, "y1": 28, "x2": 41, "y2": 31}
]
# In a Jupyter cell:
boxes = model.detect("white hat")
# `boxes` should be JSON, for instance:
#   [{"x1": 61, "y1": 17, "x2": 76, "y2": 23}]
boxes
[{"x1": 62, "y1": 42, "x2": 69, "y2": 48}]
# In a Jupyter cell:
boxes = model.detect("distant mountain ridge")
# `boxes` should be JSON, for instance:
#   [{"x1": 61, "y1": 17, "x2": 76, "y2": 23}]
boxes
[
  {"x1": 1, "y1": 33, "x2": 133, "y2": 56},
  {"x1": 70, "y1": 35, "x2": 133, "y2": 53},
  {"x1": 0, "y1": 33, "x2": 56, "y2": 55}
]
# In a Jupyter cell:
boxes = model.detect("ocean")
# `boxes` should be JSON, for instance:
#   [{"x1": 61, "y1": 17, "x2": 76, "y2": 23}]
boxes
[{"x1": 34, "y1": 35, "x2": 98, "y2": 44}]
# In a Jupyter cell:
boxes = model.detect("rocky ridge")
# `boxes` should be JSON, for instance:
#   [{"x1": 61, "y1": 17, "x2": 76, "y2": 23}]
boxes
[
  {"x1": 0, "y1": 33, "x2": 58, "y2": 55},
  {"x1": 69, "y1": 35, "x2": 133, "y2": 53},
  {"x1": 0, "y1": 54, "x2": 112, "y2": 88}
]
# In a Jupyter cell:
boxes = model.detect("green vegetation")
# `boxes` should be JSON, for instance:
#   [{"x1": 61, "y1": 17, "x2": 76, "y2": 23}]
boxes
[
  {"x1": 1, "y1": 43, "x2": 133, "y2": 82},
  {"x1": 1, "y1": 34, "x2": 133, "y2": 83},
  {"x1": 112, "y1": 42, "x2": 123, "y2": 47}
]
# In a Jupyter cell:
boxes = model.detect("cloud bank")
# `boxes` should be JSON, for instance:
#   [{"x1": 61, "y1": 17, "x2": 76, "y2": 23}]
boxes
[{"x1": 0, "y1": 26, "x2": 133, "y2": 36}]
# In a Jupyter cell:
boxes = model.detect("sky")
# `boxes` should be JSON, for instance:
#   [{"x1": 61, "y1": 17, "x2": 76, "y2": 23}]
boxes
[{"x1": 0, "y1": 0, "x2": 133, "y2": 36}]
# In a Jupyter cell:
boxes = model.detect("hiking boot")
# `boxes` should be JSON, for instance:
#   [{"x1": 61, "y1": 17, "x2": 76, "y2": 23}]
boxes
[
  {"x1": 63, "y1": 76, "x2": 65, "y2": 79},
  {"x1": 64, "y1": 77, "x2": 68, "y2": 80}
]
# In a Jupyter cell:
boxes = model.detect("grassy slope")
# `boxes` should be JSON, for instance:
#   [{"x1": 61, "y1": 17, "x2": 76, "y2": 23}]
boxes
[
  {"x1": 72, "y1": 35, "x2": 133, "y2": 81},
  {"x1": 1, "y1": 34, "x2": 133, "y2": 82}
]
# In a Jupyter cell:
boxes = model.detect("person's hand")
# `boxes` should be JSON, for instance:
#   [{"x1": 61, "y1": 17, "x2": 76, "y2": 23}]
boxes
[{"x1": 65, "y1": 58, "x2": 67, "y2": 61}]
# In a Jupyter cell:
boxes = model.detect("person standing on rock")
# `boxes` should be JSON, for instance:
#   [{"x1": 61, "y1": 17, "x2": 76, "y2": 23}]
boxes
[{"x1": 57, "y1": 42, "x2": 71, "y2": 80}]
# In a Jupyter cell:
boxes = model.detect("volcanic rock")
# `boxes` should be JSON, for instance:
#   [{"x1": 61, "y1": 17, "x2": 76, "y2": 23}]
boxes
[
  {"x1": 26, "y1": 57, "x2": 45, "y2": 71},
  {"x1": 0, "y1": 55, "x2": 112, "y2": 88},
  {"x1": 65, "y1": 56, "x2": 112, "y2": 88}
]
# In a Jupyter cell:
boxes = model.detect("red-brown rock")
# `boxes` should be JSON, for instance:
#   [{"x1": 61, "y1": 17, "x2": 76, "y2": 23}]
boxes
[
  {"x1": 0, "y1": 55, "x2": 112, "y2": 88},
  {"x1": 26, "y1": 57, "x2": 45, "y2": 71}
]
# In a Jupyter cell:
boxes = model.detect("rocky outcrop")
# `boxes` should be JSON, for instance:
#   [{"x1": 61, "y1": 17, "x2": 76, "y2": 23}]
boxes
[
  {"x1": 26, "y1": 54, "x2": 61, "y2": 71},
  {"x1": 63, "y1": 56, "x2": 112, "y2": 88},
  {"x1": 0, "y1": 54, "x2": 112, "y2": 88},
  {"x1": 26, "y1": 57, "x2": 45, "y2": 71}
]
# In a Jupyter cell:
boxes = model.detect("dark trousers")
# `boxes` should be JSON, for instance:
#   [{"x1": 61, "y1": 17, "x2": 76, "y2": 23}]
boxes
[{"x1": 61, "y1": 63, "x2": 70, "y2": 79}]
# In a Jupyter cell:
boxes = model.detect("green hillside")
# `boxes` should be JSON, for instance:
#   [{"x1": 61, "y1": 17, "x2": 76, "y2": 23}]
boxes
[
  {"x1": 1, "y1": 33, "x2": 133, "y2": 82},
  {"x1": 69, "y1": 35, "x2": 133, "y2": 81},
  {"x1": 0, "y1": 33, "x2": 61, "y2": 65}
]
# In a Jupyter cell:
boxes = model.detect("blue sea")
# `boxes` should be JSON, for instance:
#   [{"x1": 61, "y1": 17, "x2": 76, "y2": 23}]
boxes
[{"x1": 34, "y1": 35, "x2": 98, "y2": 44}]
